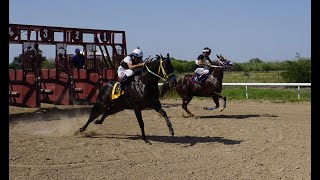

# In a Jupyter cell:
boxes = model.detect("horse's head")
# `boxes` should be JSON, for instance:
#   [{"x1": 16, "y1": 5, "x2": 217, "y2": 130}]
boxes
[
  {"x1": 215, "y1": 54, "x2": 233, "y2": 70},
  {"x1": 145, "y1": 53, "x2": 177, "y2": 88}
]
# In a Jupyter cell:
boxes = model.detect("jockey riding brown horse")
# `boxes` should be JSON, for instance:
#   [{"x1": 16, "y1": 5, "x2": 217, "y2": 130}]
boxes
[{"x1": 173, "y1": 54, "x2": 233, "y2": 117}]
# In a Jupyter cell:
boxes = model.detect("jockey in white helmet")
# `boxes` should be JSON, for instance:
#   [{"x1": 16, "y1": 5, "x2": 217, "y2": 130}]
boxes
[
  {"x1": 117, "y1": 47, "x2": 145, "y2": 91},
  {"x1": 193, "y1": 47, "x2": 213, "y2": 85}
]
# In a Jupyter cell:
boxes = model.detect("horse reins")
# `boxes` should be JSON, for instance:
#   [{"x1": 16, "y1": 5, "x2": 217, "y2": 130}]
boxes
[
  {"x1": 144, "y1": 58, "x2": 174, "y2": 81},
  {"x1": 209, "y1": 65, "x2": 225, "y2": 68},
  {"x1": 208, "y1": 60, "x2": 226, "y2": 68}
]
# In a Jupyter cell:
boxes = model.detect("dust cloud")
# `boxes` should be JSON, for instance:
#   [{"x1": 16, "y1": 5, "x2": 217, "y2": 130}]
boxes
[{"x1": 11, "y1": 113, "x2": 90, "y2": 137}]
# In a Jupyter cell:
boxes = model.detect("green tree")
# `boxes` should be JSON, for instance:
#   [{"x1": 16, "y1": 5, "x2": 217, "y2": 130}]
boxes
[
  {"x1": 280, "y1": 58, "x2": 311, "y2": 82},
  {"x1": 261, "y1": 63, "x2": 272, "y2": 72},
  {"x1": 9, "y1": 49, "x2": 47, "y2": 69},
  {"x1": 9, "y1": 56, "x2": 23, "y2": 69},
  {"x1": 248, "y1": 58, "x2": 263, "y2": 64},
  {"x1": 231, "y1": 63, "x2": 244, "y2": 71},
  {"x1": 170, "y1": 58, "x2": 194, "y2": 73},
  {"x1": 171, "y1": 59, "x2": 185, "y2": 73},
  {"x1": 41, "y1": 58, "x2": 55, "y2": 69}
]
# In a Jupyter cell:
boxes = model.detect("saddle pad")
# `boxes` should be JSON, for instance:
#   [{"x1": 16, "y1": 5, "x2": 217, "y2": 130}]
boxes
[
  {"x1": 191, "y1": 74, "x2": 199, "y2": 84},
  {"x1": 111, "y1": 82, "x2": 124, "y2": 100}
]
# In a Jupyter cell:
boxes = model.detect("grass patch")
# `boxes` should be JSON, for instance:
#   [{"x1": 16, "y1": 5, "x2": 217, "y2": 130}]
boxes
[
  {"x1": 223, "y1": 71, "x2": 285, "y2": 83},
  {"x1": 161, "y1": 86, "x2": 311, "y2": 102},
  {"x1": 177, "y1": 71, "x2": 286, "y2": 83},
  {"x1": 222, "y1": 86, "x2": 310, "y2": 102}
]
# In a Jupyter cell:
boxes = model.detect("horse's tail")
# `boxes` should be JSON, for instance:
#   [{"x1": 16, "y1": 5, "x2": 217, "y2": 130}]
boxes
[
  {"x1": 160, "y1": 74, "x2": 193, "y2": 98},
  {"x1": 159, "y1": 82, "x2": 170, "y2": 98},
  {"x1": 96, "y1": 81, "x2": 115, "y2": 103}
]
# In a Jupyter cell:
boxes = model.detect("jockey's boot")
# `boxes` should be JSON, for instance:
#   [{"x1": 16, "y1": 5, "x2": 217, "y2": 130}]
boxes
[
  {"x1": 120, "y1": 75, "x2": 136, "y2": 93},
  {"x1": 119, "y1": 76, "x2": 129, "y2": 93},
  {"x1": 197, "y1": 74, "x2": 205, "y2": 83},
  {"x1": 193, "y1": 73, "x2": 201, "y2": 83},
  {"x1": 198, "y1": 74, "x2": 208, "y2": 87}
]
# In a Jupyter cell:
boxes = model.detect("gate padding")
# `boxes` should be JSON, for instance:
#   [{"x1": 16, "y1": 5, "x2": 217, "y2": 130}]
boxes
[
  {"x1": 9, "y1": 68, "x2": 118, "y2": 108},
  {"x1": 72, "y1": 69, "x2": 100, "y2": 104},
  {"x1": 101, "y1": 69, "x2": 117, "y2": 86},
  {"x1": 9, "y1": 69, "x2": 37, "y2": 108},
  {"x1": 40, "y1": 69, "x2": 70, "y2": 105}
]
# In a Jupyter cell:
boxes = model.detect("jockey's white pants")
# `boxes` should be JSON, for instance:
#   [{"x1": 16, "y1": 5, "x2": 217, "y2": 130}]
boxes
[
  {"x1": 195, "y1": 68, "x2": 209, "y2": 75},
  {"x1": 117, "y1": 69, "x2": 133, "y2": 80}
]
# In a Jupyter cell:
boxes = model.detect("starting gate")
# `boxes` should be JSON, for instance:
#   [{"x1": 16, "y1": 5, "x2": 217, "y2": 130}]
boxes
[{"x1": 9, "y1": 24, "x2": 127, "y2": 107}]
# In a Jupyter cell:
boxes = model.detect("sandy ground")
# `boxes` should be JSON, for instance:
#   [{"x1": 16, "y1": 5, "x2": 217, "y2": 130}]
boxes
[{"x1": 9, "y1": 99, "x2": 311, "y2": 180}]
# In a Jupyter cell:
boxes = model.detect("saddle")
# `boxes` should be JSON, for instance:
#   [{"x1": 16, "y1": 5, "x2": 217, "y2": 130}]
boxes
[{"x1": 191, "y1": 73, "x2": 208, "y2": 85}]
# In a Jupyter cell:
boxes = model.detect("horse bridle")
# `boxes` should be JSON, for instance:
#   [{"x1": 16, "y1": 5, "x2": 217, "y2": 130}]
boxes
[
  {"x1": 209, "y1": 60, "x2": 232, "y2": 69},
  {"x1": 144, "y1": 57, "x2": 175, "y2": 81},
  {"x1": 209, "y1": 64, "x2": 225, "y2": 68}
]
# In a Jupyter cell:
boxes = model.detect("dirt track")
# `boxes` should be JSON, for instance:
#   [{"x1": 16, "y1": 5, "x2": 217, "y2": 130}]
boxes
[{"x1": 9, "y1": 99, "x2": 311, "y2": 180}]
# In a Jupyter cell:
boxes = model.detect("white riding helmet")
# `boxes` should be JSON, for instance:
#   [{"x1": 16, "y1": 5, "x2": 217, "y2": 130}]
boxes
[
  {"x1": 132, "y1": 48, "x2": 143, "y2": 58},
  {"x1": 203, "y1": 47, "x2": 211, "y2": 54}
]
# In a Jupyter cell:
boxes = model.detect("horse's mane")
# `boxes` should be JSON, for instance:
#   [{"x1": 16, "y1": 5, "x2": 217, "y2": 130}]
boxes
[{"x1": 144, "y1": 55, "x2": 161, "y2": 69}]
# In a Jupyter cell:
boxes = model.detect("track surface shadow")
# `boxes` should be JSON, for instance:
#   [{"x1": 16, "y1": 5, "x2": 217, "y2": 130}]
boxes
[
  {"x1": 197, "y1": 114, "x2": 278, "y2": 119},
  {"x1": 161, "y1": 103, "x2": 180, "y2": 108},
  {"x1": 81, "y1": 133, "x2": 243, "y2": 146}
]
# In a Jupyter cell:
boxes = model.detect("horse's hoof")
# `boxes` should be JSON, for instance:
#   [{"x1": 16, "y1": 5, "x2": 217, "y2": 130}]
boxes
[
  {"x1": 79, "y1": 127, "x2": 86, "y2": 132},
  {"x1": 204, "y1": 107, "x2": 216, "y2": 110},
  {"x1": 182, "y1": 114, "x2": 194, "y2": 118},
  {"x1": 142, "y1": 136, "x2": 146, "y2": 141},
  {"x1": 220, "y1": 108, "x2": 225, "y2": 112},
  {"x1": 170, "y1": 130, "x2": 174, "y2": 136},
  {"x1": 144, "y1": 139, "x2": 151, "y2": 144},
  {"x1": 182, "y1": 112, "x2": 188, "y2": 118}
]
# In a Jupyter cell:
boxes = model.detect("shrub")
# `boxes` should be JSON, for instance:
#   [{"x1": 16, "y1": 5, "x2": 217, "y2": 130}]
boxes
[{"x1": 280, "y1": 58, "x2": 311, "y2": 83}]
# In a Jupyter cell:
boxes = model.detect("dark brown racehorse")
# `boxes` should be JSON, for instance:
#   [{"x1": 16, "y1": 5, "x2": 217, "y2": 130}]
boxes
[
  {"x1": 167, "y1": 54, "x2": 233, "y2": 117},
  {"x1": 79, "y1": 54, "x2": 177, "y2": 141}
]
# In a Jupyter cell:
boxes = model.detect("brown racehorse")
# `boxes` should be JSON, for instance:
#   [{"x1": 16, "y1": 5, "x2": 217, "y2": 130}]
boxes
[{"x1": 166, "y1": 54, "x2": 233, "y2": 117}]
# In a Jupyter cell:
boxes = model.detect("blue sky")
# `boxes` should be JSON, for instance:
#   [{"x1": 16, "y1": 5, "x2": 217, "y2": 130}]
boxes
[{"x1": 9, "y1": 0, "x2": 310, "y2": 63}]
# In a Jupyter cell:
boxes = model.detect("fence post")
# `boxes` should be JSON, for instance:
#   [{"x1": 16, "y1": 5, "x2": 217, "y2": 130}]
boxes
[
  {"x1": 246, "y1": 85, "x2": 248, "y2": 99},
  {"x1": 298, "y1": 86, "x2": 300, "y2": 100}
]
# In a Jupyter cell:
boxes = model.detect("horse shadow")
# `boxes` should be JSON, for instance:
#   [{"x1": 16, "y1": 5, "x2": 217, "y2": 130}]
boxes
[
  {"x1": 161, "y1": 103, "x2": 181, "y2": 108},
  {"x1": 196, "y1": 114, "x2": 278, "y2": 120},
  {"x1": 84, "y1": 133, "x2": 243, "y2": 146}
]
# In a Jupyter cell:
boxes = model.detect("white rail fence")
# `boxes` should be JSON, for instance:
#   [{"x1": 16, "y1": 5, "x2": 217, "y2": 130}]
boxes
[
  {"x1": 223, "y1": 83, "x2": 311, "y2": 99},
  {"x1": 158, "y1": 83, "x2": 311, "y2": 100}
]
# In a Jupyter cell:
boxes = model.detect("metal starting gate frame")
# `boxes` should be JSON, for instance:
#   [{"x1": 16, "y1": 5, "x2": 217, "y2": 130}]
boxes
[{"x1": 9, "y1": 23, "x2": 127, "y2": 108}]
